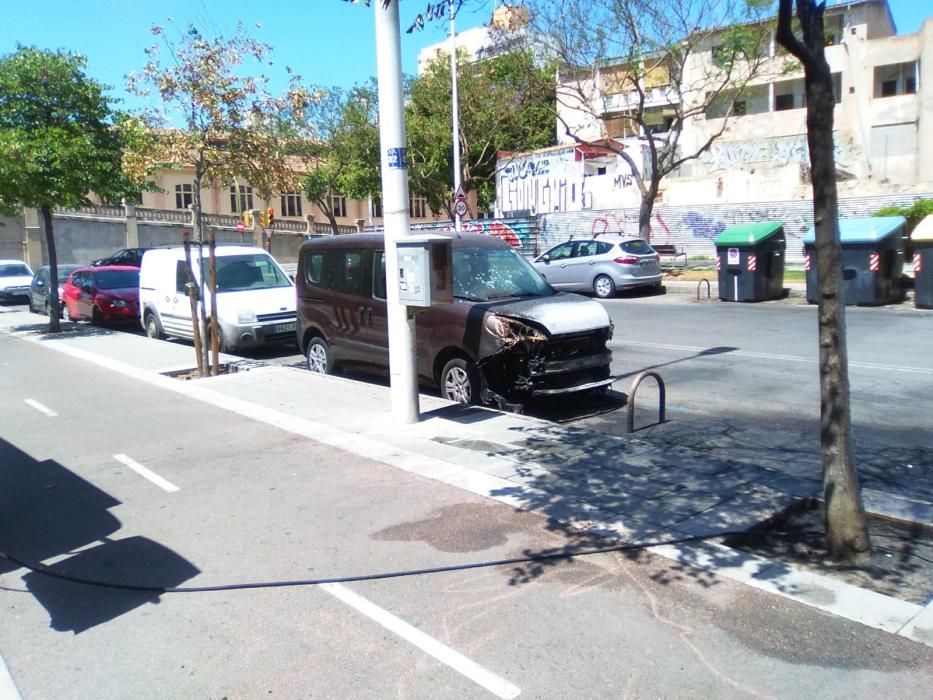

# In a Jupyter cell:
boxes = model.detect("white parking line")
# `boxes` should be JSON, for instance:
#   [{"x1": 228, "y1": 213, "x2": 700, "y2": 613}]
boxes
[
  {"x1": 615, "y1": 340, "x2": 933, "y2": 375},
  {"x1": 0, "y1": 649, "x2": 23, "y2": 700},
  {"x1": 24, "y1": 398, "x2": 57, "y2": 417},
  {"x1": 113, "y1": 453, "x2": 180, "y2": 493},
  {"x1": 320, "y1": 582, "x2": 521, "y2": 699}
]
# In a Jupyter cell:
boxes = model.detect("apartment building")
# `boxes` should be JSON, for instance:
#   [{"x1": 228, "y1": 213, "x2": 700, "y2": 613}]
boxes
[
  {"x1": 140, "y1": 165, "x2": 437, "y2": 229},
  {"x1": 498, "y1": 0, "x2": 932, "y2": 216}
]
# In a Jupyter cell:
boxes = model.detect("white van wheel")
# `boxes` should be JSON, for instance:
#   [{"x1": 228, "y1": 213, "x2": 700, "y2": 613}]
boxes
[
  {"x1": 145, "y1": 312, "x2": 164, "y2": 340},
  {"x1": 441, "y1": 358, "x2": 478, "y2": 405},
  {"x1": 306, "y1": 337, "x2": 333, "y2": 374}
]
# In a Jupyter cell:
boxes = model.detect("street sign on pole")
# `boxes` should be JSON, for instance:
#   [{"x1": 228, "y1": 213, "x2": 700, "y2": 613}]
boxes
[
  {"x1": 236, "y1": 221, "x2": 245, "y2": 233},
  {"x1": 454, "y1": 199, "x2": 468, "y2": 218}
]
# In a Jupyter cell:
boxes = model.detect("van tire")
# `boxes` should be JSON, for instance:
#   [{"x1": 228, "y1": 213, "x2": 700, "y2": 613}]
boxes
[
  {"x1": 306, "y1": 337, "x2": 334, "y2": 375},
  {"x1": 441, "y1": 357, "x2": 479, "y2": 405},
  {"x1": 593, "y1": 275, "x2": 616, "y2": 299},
  {"x1": 145, "y1": 312, "x2": 164, "y2": 340}
]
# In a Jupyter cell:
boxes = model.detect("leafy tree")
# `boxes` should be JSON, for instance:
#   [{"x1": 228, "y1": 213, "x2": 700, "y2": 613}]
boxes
[
  {"x1": 407, "y1": 47, "x2": 556, "y2": 218},
  {"x1": 0, "y1": 46, "x2": 136, "y2": 332},
  {"x1": 288, "y1": 83, "x2": 382, "y2": 234},
  {"x1": 125, "y1": 21, "x2": 305, "y2": 373},
  {"x1": 777, "y1": 0, "x2": 870, "y2": 563},
  {"x1": 521, "y1": 0, "x2": 775, "y2": 240}
]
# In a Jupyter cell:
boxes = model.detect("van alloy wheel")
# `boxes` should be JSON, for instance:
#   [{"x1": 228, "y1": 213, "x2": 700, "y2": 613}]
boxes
[
  {"x1": 441, "y1": 357, "x2": 477, "y2": 405},
  {"x1": 306, "y1": 337, "x2": 333, "y2": 374}
]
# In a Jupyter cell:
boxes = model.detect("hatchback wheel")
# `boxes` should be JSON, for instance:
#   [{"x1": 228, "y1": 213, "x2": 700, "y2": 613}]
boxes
[
  {"x1": 593, "y1": 274, "x2": 616, "y2": 299},
  {"x1": 306, "y1": 337, "x2": 333, "y2": 374},
  {"x1": 441, "y1": 357, "x2": 479, "y2": 405},
  {"x1": 91, "y1": 306, "x2": 104, "y2": 325},
  {"x1": 63, "y1": 304, "x2": 76, "y2": 322}
]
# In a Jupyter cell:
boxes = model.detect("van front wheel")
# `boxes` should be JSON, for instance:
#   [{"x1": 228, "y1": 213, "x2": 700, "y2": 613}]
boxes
[
  {"x1": 306, "y1": 337, "x2": 334, "y2": 375},
  {"x1": 441, "y1": 357, "x2": 479, "y2": 405},
  {"x1": 145, "y1": 312, "x2": 164, "y2": 340}
]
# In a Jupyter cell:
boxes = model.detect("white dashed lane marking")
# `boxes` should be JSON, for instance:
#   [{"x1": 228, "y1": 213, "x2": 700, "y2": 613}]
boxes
[
  {"x1": 114, "y1": 453, "x2": 180, "y2": 493},
  {"x1": 24, "y1": 398, "x2": 57, "y2": 417}
]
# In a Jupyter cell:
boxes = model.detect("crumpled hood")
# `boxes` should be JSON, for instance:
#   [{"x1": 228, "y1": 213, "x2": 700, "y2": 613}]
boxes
[{"x1": 482, "y1": 292, "x2": 611, "y2": 336}]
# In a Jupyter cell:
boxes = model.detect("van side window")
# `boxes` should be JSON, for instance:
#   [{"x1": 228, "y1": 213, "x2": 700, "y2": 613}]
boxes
[
  {"x1": 305, "y1": 252, "x2": 325, "y2": 285},
  {"x1": 175, "y1": 261, "x2": 188, "y2": 294},
  {"x1": 325, "y1": 250, "x2": 366, "y2": 295},
  {"x1": 373, "y1": 251, "x2": 387, "y2": 300}
]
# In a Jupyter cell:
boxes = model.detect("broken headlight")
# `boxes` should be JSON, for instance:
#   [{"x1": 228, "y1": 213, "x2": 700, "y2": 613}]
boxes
[{"x1": 483, "y1": 314, "x2": 548, "y2": 346}]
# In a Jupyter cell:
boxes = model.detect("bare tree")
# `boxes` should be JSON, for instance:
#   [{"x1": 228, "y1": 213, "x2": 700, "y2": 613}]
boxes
[
  {"x1": 777, "y1": 0, "x2": 870, "y2": 562},
  {"x1": 522, "y1": 0, "x2": 775, "y2": 239}
]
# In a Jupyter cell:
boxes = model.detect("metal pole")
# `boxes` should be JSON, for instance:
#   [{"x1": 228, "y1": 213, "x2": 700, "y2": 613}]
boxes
[
  {"x1": 375, "y1": 0, "x2": 420, "y2": 424},
  {"x1": 450, "y1": 0, "x2": 462, "y2": 233}
]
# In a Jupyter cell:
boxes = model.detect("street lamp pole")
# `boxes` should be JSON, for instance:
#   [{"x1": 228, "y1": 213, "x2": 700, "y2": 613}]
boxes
[
  {"x1": 374, "y1": 0, "x2": 420, "y2": 424},
  {"x1": 450, "y1": 0, "x2": 462, "y2": 233}
]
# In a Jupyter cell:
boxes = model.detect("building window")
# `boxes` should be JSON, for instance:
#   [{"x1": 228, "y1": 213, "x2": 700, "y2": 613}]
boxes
[
  {"x1": 410, "y1": 195, "x2": 427, "y2": 219},
  {"x1": 774, "y1": 93, "x2": 796, "y2": 111},
  {"x1": 371, "y1": 198, "x2": 383, "y2": 219},
  {"x1": 873, "y1": 62, "x2": 918, "y2": 98},
  {"x1": 229, "y1": 185, "x2": 254, "y2": 213},
  {"x1": 280, "y1": 192, "x2": 303, "y2": 217},
  {"x1": 330, "y1": 194, "x2": 347, "y2": 218},
  {"x1": 175, "y1": 184, "x2": 193, "y2": 209}
]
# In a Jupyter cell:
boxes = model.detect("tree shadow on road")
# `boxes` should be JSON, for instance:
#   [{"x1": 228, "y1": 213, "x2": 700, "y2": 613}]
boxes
[{"x1": 0, "y1": 438, "x2": 199, "y2": 633}]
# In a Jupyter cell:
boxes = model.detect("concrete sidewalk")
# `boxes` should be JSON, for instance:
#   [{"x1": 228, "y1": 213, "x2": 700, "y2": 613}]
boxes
[{"x1": 2, "y1": 306, "x2": 931, "y2": 646}]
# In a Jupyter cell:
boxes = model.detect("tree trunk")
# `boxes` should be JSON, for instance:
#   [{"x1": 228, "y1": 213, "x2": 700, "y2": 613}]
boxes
[
  {"x1": 193, "y1": 169, "x2": 210, "y2": 374},
  {"x1": 638, "y1": 181, "x2": 659, "y2": 242},
  {"x1": 40, "y1": 205, "x2": 61, "y2": 333},
  {"x1": 779, "y1": 0, "x2": 870, "y2": 563}
]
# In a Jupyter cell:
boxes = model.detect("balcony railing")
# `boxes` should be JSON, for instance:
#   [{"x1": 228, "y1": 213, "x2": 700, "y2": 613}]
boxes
[{"x1": 602, "y1": 85, "x2": 678, "y2": 114}]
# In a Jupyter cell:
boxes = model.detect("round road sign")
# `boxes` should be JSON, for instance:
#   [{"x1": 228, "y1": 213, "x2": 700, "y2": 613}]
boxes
[{"x1": 455, "y1": 199, "x2": 468, "y2": 217}]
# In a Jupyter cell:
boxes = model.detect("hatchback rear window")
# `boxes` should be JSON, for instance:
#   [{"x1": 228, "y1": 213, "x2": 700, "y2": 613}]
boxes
[
  {"x1": 95, "y1": 269, "x2": 140, "y2": 289},
  {"x1": 620, "y1": 240, "x2": 655, "y2": 255}
]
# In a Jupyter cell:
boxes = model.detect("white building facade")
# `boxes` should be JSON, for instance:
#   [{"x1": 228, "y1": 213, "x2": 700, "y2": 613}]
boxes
[{"x1": 496, "y1": 0, "x2": 933, "y2": 217}]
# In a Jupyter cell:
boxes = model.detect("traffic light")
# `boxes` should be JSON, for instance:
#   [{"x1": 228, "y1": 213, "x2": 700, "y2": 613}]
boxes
[
  {"x1": 267, "y1": 207, "x2": 275, "y2": 228},
  {"x1": 259, "y1": 209, "x2": 269, "y2": 228},
  {"x1": 243, "y1": 211, "x2": 253, "y2": 227}
]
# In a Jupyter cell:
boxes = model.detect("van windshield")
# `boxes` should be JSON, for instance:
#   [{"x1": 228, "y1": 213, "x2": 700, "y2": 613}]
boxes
[
  {"x1": 209, "y1": 255, "x2": 291, "y2": 293},
  {"x1": 453, "y1": 246, "x2": 553, "y2": 301}
]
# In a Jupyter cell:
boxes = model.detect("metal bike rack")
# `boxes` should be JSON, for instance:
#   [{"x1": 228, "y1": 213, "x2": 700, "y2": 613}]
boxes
[
  {"x1": 697, "y1": 278, "x2": 711, "y2": 301},
  {"x1": 626, "y1": 370, "x2": 666, "y2": 433}
]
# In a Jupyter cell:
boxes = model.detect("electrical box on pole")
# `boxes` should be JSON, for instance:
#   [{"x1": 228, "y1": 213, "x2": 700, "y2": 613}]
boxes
[{"x1": 397, "y1": 236, "x2": 453, "y2": 307}]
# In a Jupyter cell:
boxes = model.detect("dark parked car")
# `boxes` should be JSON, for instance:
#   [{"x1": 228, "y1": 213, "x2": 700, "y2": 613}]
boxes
[
  {"x1": 28, "y1": 264, "x2": 81, "y2": 316},
  {"x1": 297, "y1": 233, "x2": 614, "y2": 407},
  {"x1": 61, "y1": 266, "x2": 140, "y2": 325},
  {"x1": 91, "y1": 247, "x2": 150, "y2": 268}
]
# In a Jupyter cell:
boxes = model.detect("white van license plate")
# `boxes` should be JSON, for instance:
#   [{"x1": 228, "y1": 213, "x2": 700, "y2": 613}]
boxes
[{"x1": 273, "y1": 322, "x2": 296, "y2": 334}]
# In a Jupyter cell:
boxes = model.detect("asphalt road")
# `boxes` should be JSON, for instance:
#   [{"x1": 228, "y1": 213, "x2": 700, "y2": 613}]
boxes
[{"x1": 2, "y1": 320, "x2": 933, "y2": 698}]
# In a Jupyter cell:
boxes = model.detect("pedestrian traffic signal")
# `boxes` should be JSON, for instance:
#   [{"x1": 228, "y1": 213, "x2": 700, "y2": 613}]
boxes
[{"x1": 267, "y1": 208, "x2": 275, "y2": 228}]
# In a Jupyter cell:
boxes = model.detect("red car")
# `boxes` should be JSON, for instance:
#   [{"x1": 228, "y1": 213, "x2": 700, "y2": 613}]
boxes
[{"x1": 62, "y1": 266, "x2": 140, "y2": 325}]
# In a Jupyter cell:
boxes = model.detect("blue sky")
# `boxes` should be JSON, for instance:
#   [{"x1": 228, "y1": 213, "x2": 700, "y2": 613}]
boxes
[{"x1": 0, "y1": 0, "x2": 929, "y2": 112}]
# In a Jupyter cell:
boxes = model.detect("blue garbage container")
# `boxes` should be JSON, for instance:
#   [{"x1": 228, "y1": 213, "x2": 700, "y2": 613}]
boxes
[{"x1": 803, "y1": 216, "x2": 907, "y2": 306}]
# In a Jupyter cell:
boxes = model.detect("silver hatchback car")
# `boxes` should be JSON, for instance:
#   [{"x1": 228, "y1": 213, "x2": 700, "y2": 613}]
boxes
[{"x1": 533, "y1": 236, "x2": 663, "y2": 298}]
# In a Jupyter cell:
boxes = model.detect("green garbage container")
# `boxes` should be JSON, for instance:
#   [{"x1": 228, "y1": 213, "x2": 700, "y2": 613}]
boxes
[
  {"x1": 803, "y1": 216, "x2": 906, "y2": 306},
  {"x1": 912, "y1": 215, "x2": 933, "y2": 309},
  {"x1": 714, "y1": 221, "x2": 786, "y2": 302}
]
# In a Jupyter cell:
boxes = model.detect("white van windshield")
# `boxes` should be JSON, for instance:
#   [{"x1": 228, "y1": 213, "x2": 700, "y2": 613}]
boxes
[
  {"x1": 209, "y1": 255, "x2": 291, "y2": 293},
  {"x1": 453, "y1": 247, "x2": 553, "y2": 301}
]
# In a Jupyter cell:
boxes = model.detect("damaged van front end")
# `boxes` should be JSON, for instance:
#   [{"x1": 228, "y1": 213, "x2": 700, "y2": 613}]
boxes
[{"x1": 473, "y1": 295, "x2": 615, "y2": 407}]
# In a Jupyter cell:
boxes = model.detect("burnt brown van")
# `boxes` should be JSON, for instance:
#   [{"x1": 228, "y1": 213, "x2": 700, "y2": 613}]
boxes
[{"x1": 296, "y1": 232, "x2": 614, "y2": 407}]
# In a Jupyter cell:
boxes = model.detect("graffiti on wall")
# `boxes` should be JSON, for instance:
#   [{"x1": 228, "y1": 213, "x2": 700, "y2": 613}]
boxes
[
  {"x1": 410, "y1": 218, "x2": 533, "y2": 250},
  {"x1": 541, "y1": 192, "x2": 932, "y2": 264},
  {"x1": 700, "y1": 133, "x2": 854, "y2": 171}
]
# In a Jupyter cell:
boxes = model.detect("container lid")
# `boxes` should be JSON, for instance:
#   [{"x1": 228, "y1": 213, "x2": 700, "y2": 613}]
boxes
[
  {"x1": 802, "y1": 216, "x2": 906, "y2": 244},
  {"x1": 714, "y1": 221, "x2": 783, "y2": 246},
  {"x1": 911, "y1": 215, "x2": 933, "y2": 243}
]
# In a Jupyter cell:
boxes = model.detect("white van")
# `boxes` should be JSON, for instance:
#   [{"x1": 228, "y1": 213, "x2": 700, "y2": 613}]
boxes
[{"x1": 139, "y1": 246, "x2": 296, "y2": 351}]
